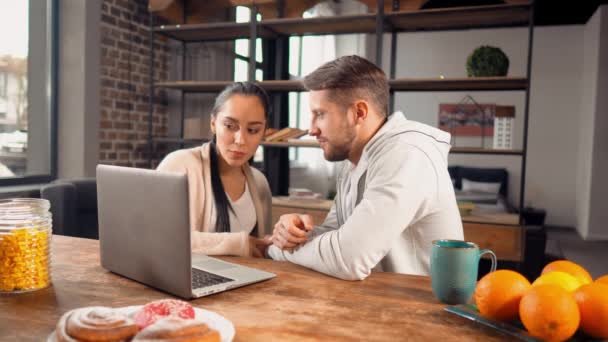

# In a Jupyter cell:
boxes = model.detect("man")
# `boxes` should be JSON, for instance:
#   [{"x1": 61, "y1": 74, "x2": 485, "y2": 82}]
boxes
[{"x1": 268, "y1": 55, "x2": 463, "y2": 280}]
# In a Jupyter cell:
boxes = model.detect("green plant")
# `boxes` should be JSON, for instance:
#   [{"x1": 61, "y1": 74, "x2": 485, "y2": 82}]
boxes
[{"x1": 466, "y1": 45, "x2": 509, "y2": 77}]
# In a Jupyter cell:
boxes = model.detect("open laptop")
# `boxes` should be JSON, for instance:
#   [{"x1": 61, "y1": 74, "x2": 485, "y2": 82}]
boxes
[{"x1": 96, "y1": 164, "x2": 275, "y2": 299}]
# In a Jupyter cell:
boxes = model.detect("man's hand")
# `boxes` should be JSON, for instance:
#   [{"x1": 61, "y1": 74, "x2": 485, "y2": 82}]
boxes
[
  {"x1": 272, "y1": 214, "x2": 314, "y2": 251},
  {"x1": 249, "y1": 236, "x2": 272, "y2": 258}
]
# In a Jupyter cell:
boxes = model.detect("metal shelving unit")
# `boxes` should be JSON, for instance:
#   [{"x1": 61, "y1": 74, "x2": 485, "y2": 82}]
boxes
[{"x1": 147, "y1": 0, "x2": 535, "y2": 230}]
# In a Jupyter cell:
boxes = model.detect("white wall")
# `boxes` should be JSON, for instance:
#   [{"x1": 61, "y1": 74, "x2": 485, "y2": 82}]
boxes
[
  {"x1": 586, "y1": 6, "x2": 608, "y2": 240},
  {"x1": 576, "y1": 8, "x2": 600, "y2": 238},
  {"x1": 383, "y1": 25, "x2": 585, "y2": 227},
  {"x1": 27, "y1": 0, "x2": 52, "y2": 176},
  {"x1": 57, "y1": 0, "x2": 100, "y2": 178}
]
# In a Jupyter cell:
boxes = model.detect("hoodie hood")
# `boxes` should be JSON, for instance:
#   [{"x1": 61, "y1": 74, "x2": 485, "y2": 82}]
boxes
[{"x1": 364, "y1": 111, "x2": 452, "y2": 164}]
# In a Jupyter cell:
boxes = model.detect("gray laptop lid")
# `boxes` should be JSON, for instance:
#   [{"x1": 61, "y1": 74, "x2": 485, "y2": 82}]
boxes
[{"x1": 96, "y1": 164, "x2": 192, "y2": 298}]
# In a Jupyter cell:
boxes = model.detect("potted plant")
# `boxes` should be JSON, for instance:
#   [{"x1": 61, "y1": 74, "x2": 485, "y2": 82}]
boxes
[{"x1": 466, "y1": 45, "x2": 509, "y2": 77}]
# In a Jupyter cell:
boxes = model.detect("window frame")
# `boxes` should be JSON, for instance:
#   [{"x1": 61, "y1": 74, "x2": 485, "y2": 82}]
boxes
[{"x1": 0, "y1": 0, "x2": 58, "y2": 187}]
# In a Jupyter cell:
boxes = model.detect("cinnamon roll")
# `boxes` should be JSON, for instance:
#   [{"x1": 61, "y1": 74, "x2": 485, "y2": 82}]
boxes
[
  {"x1": 55, "y1": 306, "x2": 138, "y2": 342},
  {"x1": 132, "y1": 317, "x2": 220, "y2": 342}
]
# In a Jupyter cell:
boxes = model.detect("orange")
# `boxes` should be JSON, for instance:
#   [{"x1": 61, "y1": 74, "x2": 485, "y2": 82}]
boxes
[
  {"x1": 532, "y1": 271, "x2": 583, "y2": 292},
  {"x1": 519, "y1": 284, "x2": 580, "y2": 342},
  {"x1": 474, "y1": 270, "x2": 531, "y2": 322},
  {"x1": 574, "y1": 283, "x2": 608, "y2": 339},
  {"x1": 542, "y1": 260, "x2": 593, "y2": 285},
  {"x1": 595, "y1": 274, "x2": 608, "y2": 285}
]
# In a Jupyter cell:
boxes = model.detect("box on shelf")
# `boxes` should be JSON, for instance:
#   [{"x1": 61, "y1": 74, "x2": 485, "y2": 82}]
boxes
[{"x1": 493, "y1": 105, "x2": 515, "y2": 150}]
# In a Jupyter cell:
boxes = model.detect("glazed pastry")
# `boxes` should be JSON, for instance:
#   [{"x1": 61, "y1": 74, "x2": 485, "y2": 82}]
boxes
[
  {"x1": 132, "y1": 317, "x2": 220, "y2": 342},
  {"x1": 134, "y1": 299, "x2": 195, "y2": 330},
  {"x1": 55, "y1": 306, "x2": 138, "y2": 342}
]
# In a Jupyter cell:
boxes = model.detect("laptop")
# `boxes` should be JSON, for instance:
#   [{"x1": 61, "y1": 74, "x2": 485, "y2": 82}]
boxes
[{"x1": 96, "y1": 164, "x2": 275, "y2": 299}]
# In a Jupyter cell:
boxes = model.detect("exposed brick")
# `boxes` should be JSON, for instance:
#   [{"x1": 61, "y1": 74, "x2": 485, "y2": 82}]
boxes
[
  {"x1": 110, "y1": 6, "x2": 120, "y2": 17},
  {"x1": 115, "y1": 101, "x2": 133, "y2": 111},
  {"x1": 101, "y1": 14, "x2": 116, "y2": 26},
  {"x1": 102, "y1": 36, "x2": 115, "y2": 47},
  {"x1": 100, "y1": 0, "x2": 168, "y2": 167},
  {"x1": 117, "y1": 40, "x2": 130, "y2": 50},
  {"x1": 115, "y1": 142, "x2": 133, "y2": 150},
  {"x1": 114, "y1": 122, "x2": 132, "y2": 130},
  {"x1": 101, "y1": 78, "x2": 115, "y2": 88}
]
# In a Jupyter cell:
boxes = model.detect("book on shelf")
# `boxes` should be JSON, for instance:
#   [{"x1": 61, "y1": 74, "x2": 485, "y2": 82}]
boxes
[{"x1": 264, "y1": 127, "x2": 308, "y2": 142}]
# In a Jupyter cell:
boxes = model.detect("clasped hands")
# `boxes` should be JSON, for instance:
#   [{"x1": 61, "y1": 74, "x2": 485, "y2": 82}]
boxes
[{"x1": 249, "y1": 214, "x2": 314, "y2": 258}]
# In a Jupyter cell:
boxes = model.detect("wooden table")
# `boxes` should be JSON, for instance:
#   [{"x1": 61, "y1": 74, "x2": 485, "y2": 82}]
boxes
[{"x1": 0, "y1": 236, "x2": 514, "y2": 341}]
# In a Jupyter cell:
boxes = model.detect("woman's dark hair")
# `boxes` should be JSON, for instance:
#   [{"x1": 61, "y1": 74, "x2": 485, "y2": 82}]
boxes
[{"x1": 209, "y1": 82, "x2": 270, "y2": 233}]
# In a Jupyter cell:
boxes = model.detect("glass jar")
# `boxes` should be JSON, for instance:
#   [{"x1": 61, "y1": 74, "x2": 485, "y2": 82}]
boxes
[{"x1": 0, "y1": 198, "x2": 52, "y2": 293}]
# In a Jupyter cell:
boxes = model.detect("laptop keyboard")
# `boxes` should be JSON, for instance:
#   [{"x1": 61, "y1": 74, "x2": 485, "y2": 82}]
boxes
[{"x1": 191, "y1": 268, "x2": 233, "y2": 289}]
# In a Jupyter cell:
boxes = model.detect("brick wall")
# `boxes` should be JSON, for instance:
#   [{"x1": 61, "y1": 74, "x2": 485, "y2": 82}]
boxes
[{"x1": 99, "y1": 0, "x2": 169, "y2": 168}]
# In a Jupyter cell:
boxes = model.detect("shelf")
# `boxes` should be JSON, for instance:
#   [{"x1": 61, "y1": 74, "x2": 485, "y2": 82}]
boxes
[
  {"x1": 154, "y1": 22, "x2": 276, "y2": 41},
  {"x1": 153, "y1": 138, "x2": 523, "y2": 155},
  {"x1": 152, "y1": 4, "x2": 530, "y2": 42},
  {"x1": 262, "y1": 14, "x2": 377, "y2": 36},
  {"x1": 152, "y1": 137, "x2": 320, "y2": 148},
  {"x1": 261, "y1": 140, "x2": 319, "y2": 148},
  {"x1": 156, "y1": 77, "x2": 526, "y2": 93},
  {"x1": 450, "y1": 147, "x2": 523, "y2": 155},
  {"x1": 389, "y1": 77, "x2": 528, "y2": 91},
  {"x1": 155, "y1": 80, "x2": 305, "y2": 92},
  {"x1": 462, "y1": 212, "x2": 520, "y2": 226},
  {"x1": 386, "y1": 4, "x2": 531, "y2": 32}
]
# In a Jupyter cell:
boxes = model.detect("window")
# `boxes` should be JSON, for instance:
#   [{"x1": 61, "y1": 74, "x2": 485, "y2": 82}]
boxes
[
  {"x1": 0, "y1": 0, "x2": 57, "y2": 184},
  {"x1": 233, "y1": 6, "x2": 263, "y2": 82},
  {"x1": 233, "y1": 6, "x2": 265, "y2": 163}
]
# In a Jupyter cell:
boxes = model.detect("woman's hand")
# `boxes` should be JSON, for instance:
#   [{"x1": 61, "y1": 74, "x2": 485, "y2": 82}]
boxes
[{"x1": 249, "y1": 236, "x2": 272, "y2": 258}]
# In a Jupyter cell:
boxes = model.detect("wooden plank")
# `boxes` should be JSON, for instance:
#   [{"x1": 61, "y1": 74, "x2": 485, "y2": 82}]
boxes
[
  {"x1": 462, "y1": 212, "x2": 520, "y2": 225},
  {"x1": 387, "y1": 4, "x2": 530, "y2": 32},
  {"x1": 154, "y1": 22, "x2": 274, "y2": 41},
  {"x1": 389, "y1": 77, "x2": 528, "y2": 91},
  {"x1": 463, "y1": 222, "x2": 522, "y2": 262},
  {"x1": 451, "y1": 147, "x2": 524, "y2": 155},
  {"x1": 156, "y1": 78, "x2": 526, "y2": 92},
  {"x1": 261, "y1": 140, "x2": 319, "y2": 148},
  {"x1": 155, "y1": 80, "x2": 304, "y2": 92},
  {"x1": 262, "y1": 14, "x2": 377, "y2": 35}
]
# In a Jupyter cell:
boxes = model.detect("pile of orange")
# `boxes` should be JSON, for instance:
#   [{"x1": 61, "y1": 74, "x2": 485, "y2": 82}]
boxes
[{"x1": 474, "y1": 260, "x2": 608, "y2": 342}]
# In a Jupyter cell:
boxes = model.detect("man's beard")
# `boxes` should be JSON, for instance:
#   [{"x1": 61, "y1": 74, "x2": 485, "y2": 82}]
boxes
[{"x1": 322, "y1": 128, "x2": 356, "y2": 162}]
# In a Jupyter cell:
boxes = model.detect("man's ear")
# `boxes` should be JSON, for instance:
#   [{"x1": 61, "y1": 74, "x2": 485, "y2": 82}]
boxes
[{"x1": 354, "y1": 100, "x2": 369, "y2": 122}]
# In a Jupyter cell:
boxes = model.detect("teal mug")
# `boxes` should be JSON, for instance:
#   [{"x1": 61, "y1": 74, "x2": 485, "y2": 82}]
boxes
[{"x1": 430, "y1": 240, "x2": 497, "y2": 305}]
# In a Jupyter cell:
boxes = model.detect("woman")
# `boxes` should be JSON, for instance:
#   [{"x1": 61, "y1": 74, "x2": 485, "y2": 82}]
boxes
[{"x1": 157, "y1": 82, "x2": 272, "y2": 258}]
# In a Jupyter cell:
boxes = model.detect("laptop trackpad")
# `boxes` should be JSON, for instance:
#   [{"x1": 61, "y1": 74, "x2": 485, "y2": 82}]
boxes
[{"x1": 194, "y1": 258, "x2": 238, "y2": 272}]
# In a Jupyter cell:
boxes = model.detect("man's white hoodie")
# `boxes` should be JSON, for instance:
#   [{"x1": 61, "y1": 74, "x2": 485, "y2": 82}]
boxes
[{"x1": 268, "y1": 112, "x2": 464, "y2": 280}]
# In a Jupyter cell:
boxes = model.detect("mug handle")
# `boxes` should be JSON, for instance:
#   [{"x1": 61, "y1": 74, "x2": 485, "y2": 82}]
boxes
[{"x1": 479, "y1": 249, "x2": 497, "y2": 272}]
